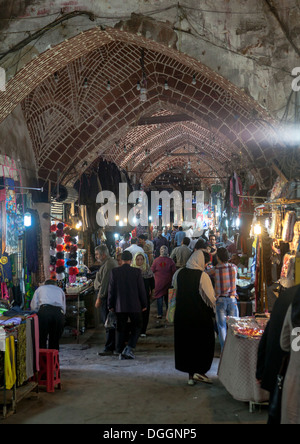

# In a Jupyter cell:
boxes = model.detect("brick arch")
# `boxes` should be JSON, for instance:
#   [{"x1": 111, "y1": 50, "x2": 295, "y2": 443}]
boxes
[
  {"x1": 1, "y1": 26, "x2": 280, "y2": 188},
  {"x1": 142, "y1": 156, "x2": 213, "y2": 188},
  {"x1": 115, "y1": 115, "x2": 235, "y2": 175}
]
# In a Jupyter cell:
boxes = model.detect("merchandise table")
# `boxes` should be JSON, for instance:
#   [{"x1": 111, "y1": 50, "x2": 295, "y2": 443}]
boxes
[
  {"x1": 65, "y1": 281, "x2": 93, "y2": 343},
  {"x1": 218, "y1": 317, "x2": 269, "y2": 412}
]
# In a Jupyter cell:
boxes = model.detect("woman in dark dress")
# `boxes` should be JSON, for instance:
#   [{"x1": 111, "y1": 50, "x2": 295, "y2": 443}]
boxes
[{"x1": 173, "y1": 250, "x2": 216, "y2": 385}]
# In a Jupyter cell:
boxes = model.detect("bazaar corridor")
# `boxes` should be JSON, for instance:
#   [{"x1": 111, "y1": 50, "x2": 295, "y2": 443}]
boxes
[{"x1": 3, "y1": 305, "x2": 268, "y2": 425}]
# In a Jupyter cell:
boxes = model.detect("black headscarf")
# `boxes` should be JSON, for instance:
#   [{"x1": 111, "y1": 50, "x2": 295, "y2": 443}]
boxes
[{"x1": 291, "y1": 286, "x2": 300, "y2": 328}]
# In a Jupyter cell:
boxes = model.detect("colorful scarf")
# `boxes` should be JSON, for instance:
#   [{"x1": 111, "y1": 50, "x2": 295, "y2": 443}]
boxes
[{"x1": 132, "y1": 252, "x2": 154, "y2": 279}]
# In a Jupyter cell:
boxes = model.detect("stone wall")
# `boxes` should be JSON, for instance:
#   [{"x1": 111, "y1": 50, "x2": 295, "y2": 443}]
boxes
[{"x1": 0, "y1": 0, "x2": 299, "y2": 122}]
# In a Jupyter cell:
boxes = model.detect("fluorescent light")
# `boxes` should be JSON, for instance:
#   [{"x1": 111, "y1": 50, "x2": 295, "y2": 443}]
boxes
[{"x1": 24, "y1": 212, "x2": 32, "y2": 227}]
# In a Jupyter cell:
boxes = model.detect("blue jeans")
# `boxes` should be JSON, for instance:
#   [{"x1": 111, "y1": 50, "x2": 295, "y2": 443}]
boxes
[
  {"x1": 216, "y1": 297, "x2": 239, "y2": 350},
  {"x1": 157, "y1": 295, "x2": 168, "y2": 317}
]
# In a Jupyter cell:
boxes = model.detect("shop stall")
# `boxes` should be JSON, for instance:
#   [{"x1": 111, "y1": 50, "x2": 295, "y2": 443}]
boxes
[
  {"x1": 218, "y1": 316, "x2": 269, "y2": 412},
  {"x1": 0, "y1": 310, "x2": 39, "y2": 418},
  {"x1": 218, "y1": 177, "x2": 300, "y2": 410}
]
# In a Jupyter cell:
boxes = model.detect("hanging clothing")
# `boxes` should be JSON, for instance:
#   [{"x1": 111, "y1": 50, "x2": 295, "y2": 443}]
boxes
[
  {"x1": 4, "y1": 335, "x2": 16, "y2": 390},
  {"x1": 282, "y1": 211, "x2": 296, "y2": 243},
  {"x1": 280, "y1": 254, "x2": 296, "y2": 288}
]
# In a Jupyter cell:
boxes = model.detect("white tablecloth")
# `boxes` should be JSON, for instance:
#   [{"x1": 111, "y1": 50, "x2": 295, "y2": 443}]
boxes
[{"x1": 218, "y1": 324, "x2": 269, "y2": 403}]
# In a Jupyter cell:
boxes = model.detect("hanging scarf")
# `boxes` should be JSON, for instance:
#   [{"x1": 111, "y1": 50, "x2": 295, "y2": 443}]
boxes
[
  {"x1": 132, "y1": 252, "x2": 154, "y2": 279},
  {"x1": 185, "y1": 250, "x2": 216, "y2": 311}
]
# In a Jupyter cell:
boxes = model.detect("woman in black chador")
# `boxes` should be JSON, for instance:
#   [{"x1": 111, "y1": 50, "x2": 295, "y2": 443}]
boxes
[{"x1": 173, "y1": 250, "x2": 216, "y2": 385}]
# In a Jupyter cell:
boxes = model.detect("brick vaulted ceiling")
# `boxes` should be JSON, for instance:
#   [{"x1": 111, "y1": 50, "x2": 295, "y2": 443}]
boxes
[{"x1": 0, "y1": 27, "x2": 283, "y2": 190}]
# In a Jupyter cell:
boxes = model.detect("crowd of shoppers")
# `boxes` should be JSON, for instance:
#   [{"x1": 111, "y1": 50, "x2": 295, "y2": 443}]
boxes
[{"x1": 92, "y1": 225, "x2": 300, "y2": 424}]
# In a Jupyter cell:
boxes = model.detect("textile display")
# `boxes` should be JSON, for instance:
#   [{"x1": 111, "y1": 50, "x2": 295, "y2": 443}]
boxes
[
  {"x1": 16, "y1": 323, "x2": 27, "y2": 387},
  {"x1": 26, "y1": 318, "x2": 34, "y2": 380},
  {"x1": 4, "y1": 335, "x2": 16, "y2": 390},
  {"x1": 270, "y1": 210, "x2": 282, "y2": 239},
  {"x1": 280, "y1": 254, "x2": 296, "y2": 288},
  {"x1": 291, "y1": 221, "x2": 300, "y2": 253},
  {"x1": 0, "y1": 351, "x2": 3, "y2": 387},
  {"x1": 5, "y1": 179, "x2": 19, "y2": 255},
  {"x1": 0, "y1": 313, "x2": 39, "y2": 389},
  {"x1": 282, "y1": 211, "x2": 297, "y2": 243}
]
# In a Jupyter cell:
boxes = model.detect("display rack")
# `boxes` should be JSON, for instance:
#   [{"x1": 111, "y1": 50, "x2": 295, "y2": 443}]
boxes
[{"x1": 0, "y1": 333, "x2": 38, "y2": 419}]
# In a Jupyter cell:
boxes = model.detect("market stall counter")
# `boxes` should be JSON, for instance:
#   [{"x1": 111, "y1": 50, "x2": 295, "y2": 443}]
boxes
[
  {"x1": 65, "y1": 279, "x2": 94, "y2": 343},
  {"x1": 218, "y1": 317, "x2": 269, "y2": 412}
]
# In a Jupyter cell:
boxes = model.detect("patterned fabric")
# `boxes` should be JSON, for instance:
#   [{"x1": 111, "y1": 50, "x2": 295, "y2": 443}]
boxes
[
  {"x1": 213, "y1": 263, "x2": 238, "y2": 298},
  {"x1": 16, "y1": 323, "x2": 27, "y2": 387}
]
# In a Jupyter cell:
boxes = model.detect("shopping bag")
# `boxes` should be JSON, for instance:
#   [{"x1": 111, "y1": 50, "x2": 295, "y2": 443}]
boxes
[
  {"x1": 166, "y1": 288, "x2": 176, "y2": 323},
  {"x1": 104, "y1": 311, "x2": 117, "y2": 329}
]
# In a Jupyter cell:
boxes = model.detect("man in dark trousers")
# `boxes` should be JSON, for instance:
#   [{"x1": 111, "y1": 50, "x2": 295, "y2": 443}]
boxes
[
  {"x1": 256, "y1": 284, "x2": 300, "y2": 424},
  {"x1": 30, "y1": 279, "x2": 66, "y2": 350},
  {"x1": 94, "y1": 245, "x2": 118, "y2": 355},
  {"x1": 108, "y1": 250, "x2": 147, "y2": 360}
]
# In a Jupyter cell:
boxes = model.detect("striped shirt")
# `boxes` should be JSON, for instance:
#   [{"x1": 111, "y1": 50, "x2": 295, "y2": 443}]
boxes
[{"x1": 209, "y1": 263, "x2": 238, "y2": 298}]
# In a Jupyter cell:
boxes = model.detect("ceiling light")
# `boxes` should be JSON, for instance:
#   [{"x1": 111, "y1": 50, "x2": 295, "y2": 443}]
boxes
[
  {"x1": 164, "y1": 80, "x2": 169, "y2": 90},
  {"x1": 192, "y1": 75, "x2": 196, "y2": 86},
  {"x1": 140, "y1": 87, "x2": 147, "y2": 102},
  {"x1": 106, "y1": 80, "x2": 111, "y2": 91}
]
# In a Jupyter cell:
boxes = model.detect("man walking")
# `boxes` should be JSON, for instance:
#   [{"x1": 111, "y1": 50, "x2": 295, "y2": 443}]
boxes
[
  {"x1": 170, "y1": 237, "x2": 192, "y2": 269},
  {"x1": 208, "y1": 247, "x2": 239, "y2": 350},
  {"x1": 108, "y1": 250, "x2": 147, "y2": 360},
  {"x1": 94, "y1": 245, "x2": 118, "y2": 355},
  {"x1": 153, "y1": 229, "x2": 169, "y2": 258}
]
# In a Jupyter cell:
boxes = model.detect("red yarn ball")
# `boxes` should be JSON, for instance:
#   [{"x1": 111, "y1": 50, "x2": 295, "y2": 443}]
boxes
[
  {"x1": 56, "y1": 245, "x2": 64, "y2": 252},
  {"x1": 56, "y1": 259, "x2": 65, "y2": 267},
  {"x1": 69, "y1": 267, "x2": 79, "y2": 276},
  {"x1": 50, "y1": 224, "x2": 57, "y2": 232}
]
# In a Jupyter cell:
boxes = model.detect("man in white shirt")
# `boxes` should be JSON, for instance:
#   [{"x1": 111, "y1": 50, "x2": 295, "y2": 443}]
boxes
[
  {"x1": 125, "y1": 238, "x2": 145, "y2": 257},
  {"x1": 186, "y1": 225, "x2": 194, "y2": 239},
  {"x1": 31, "y1": 279, "x2": 66, "y2": 350}
]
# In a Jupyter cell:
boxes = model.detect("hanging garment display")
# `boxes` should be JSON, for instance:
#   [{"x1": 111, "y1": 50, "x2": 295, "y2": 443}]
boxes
[
  {"x1": 4, "y1": 336, "x2": 16, "y2": 390},
  {"x1": 280, "y1": 253, "x2": 296, "y2": 288},
  {"x1": 230, "y1": 172, "x2": 242, "y2": 209},
  {"x1": 291, "y1": 221, "x2": 300, "y2": 253},
  {"x1": 282, "y1": 211, "x2": 296, "y2": 242},
  {"x1": 270, "y1": 210, "x2": 282, "y2": 239},
  {"x1": 0, "y1": 252, "x2": 12, "y2": 284},
  {"x1": 5, "y1": 179, "x2": 19, "y2": 255}
]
